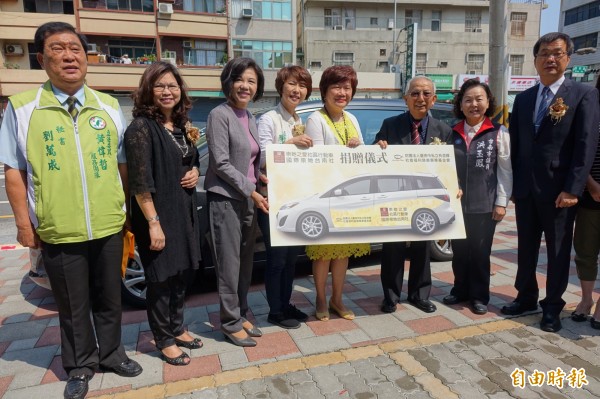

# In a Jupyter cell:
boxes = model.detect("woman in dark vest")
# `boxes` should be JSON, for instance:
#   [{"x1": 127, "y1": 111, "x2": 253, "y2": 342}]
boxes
[{"x1": 443, "y1": 79, "x2": 513, "y2": 315}]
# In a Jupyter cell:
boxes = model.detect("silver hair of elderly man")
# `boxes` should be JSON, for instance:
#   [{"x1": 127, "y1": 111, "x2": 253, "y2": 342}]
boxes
[{"x1": 405, "y1": 76, "x2": 437, "y2": 94}]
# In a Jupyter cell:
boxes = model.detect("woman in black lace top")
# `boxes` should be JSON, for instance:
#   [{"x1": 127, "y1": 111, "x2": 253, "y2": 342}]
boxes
[{"x1": 124, "y1": 62, "x2": 202, "y2": 366}]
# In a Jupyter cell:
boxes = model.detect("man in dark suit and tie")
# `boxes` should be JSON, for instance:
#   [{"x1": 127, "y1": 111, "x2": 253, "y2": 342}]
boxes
[
  {"x1": 502, "y1": 32, "x2": 599, "y2": 332},
  {"x1": 374, "y1": 76, "x2": 452, "y2": 314}
]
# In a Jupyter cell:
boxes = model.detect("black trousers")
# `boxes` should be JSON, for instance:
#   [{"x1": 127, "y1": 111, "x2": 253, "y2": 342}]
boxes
[
  {"x1": 146, "y1": 271, "x2": 192, "y2": 349},
  {"x1": 380, "y1": 241, "x2": 431, "y2": 303},
  {"x1": 514, "y1": 195, "x2": 577, "y2": 315},
  {"x1": 257, "y1": 212, "x2": 303, "y2": 316},
  {"x1": 43, "y1": 232, "x2": 127, "y2": 377},
  {"x1": 450, "y1": 212, "x2": 497, "y2": 304}
]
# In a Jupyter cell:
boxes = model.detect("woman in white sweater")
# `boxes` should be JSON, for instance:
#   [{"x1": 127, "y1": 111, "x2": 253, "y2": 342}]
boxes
[{"x1": 257, "y1": 66, "x2": 313, "y2": 329}]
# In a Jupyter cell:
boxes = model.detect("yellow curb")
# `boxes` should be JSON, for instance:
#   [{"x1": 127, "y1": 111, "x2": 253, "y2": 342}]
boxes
[
  {"x1": 302, "y1": 352, "x2": 345, "y2": 368},
  {"x1": 415, "y1": 332, "x2": 454, "y2": 346},
  {"x1": 379, "y1": 338, "x2": 419, "y2": 353},
  {"x1": 341, "y1": 345, "x2": 384, "y2": 361},
  {"x1": 447, "y1": 325, "x2": 486, "y2": 340},
  {"x1": 259, "y1": 358, "x2": 305, "y2": 377},
  {"x1": 164, "y1": 376, "x2": 215, "y2": 397},
  {"x1": 479, "y1": 319, "x2": 522, "y2": 332},
  {"x1": 389, "y1": 351, "x2": 427, "y2": 376},
  {"x1": 414, "y1": 373, "x2": 459, "y2": 399},
  {"x1": 109, "y1": 385, "x2": 165, "y2": 399},
  {"x1": 214, "y1": 366, "x2": 261, "y2": 386}
]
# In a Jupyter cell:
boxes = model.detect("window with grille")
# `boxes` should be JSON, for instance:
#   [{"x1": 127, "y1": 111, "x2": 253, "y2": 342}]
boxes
[
  {"x1": 466, "y1": 54, "x2": 484, "y2": 74},
  {"x1": 333, "y1": 51, "x2": 354, "y2": 66},
  {"x1": 416, "y1": 53, "x2": 427, "y2": 70},
  {"x1": 465, "y1": 11, "x2": 481, "y2": 32},
  {"x1": 509, "y1": 54, "x2": 524, "y2": 75},
  {"x1": 510, "y1": 12, "x2": 527, "y2": 36},
  {"x1": 325, "y1": 8, "x2": 355, "y2": 30},
  {"x1": 250, "y1": 0, "x2": 292, "y2": 21},
  {"x1": 431, "y1": 10, "x2": 441, "y2": 31},
  {"x1": 405, "y1": 9, "x2": 422, "y2": 29},
  {"x1": 184, "y1": 40, "x2": 227, "y2": 66},
  {"x1": 232, "y1": 40, "x2": 293, "y2": 69},
  {"x1": 105, "y1": 0, "x2": 153, "y2": 12}
]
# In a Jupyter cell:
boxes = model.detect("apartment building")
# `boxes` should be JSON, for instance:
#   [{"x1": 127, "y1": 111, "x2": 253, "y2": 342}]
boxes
[
  {"x1": 559, "y1": 0, "x2": 600, "y2": 84},
  {"x1": 298, "y1": 0, "x2": 542, "y2": 97},
  {"x1": 0, "y1": 0, "x2": 228, "y2": 122},
  {"x1": 228, "y1": 0, "x2": 298, "y2": 107}
]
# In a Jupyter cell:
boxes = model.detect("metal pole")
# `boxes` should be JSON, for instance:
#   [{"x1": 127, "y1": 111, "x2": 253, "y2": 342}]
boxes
[
  {"x1": 489, "y1": 0, "x2": 509, "y2": 126},
  {"x1": 393, "y1": 0, "x2": 397, "y2": 64}
]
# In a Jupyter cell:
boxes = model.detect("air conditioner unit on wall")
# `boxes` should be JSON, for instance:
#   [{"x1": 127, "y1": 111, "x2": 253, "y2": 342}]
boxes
[
  {"x1": 390, "y1": 64, "x2": 401, "y2": 74},
  {"x1": 333, "y1": 25, "x2": 343, "y2": 30},
  {"x1": 5, "y1": 44, "x2": 24, "y2": 55},
  {"x1": 87, "y1": 43, "x2": 98, "y2": 53},
  {"x1": 242, "y1": 8, "x2": 253, "y2": 18},
  {"x1": 158, "y1": 3, "x2": 173, "y2": 14},
  {"x1": 182, "y1": 40, "x2": 192, "y2": 48}
]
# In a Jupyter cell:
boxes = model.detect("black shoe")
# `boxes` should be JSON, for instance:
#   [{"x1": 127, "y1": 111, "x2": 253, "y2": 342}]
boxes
[
  {"x1": 443, "y1": 294, "x2": 466, "y2": 305},
  {"x1": 106, "y1": 358, "x2": 143, "y2": 377},
  {"x1": 501, "y1": 301, "x2": 538, "y2": 316},
  {"x1": 471, "y1": 301, "x2": 488, "y2": 315},
  {"x1": 174, "y1": 337, "x2": 203, "y2": 349},
  {"x1": 223, "y1": 330, "x2": 257, "y2": 347},
  {"x1": 64, "y1": 375, "x2": 90, "y2": 399},
  {"x1": 540, "y1": 313, "x2": 562, "y2": 333},
  {"x1": 571, "y1": 310, "x2": 589, "y2": 322},
  {"x1": 268, "y1": 313, "x2": 301, "y2": 329},
  {"x1": 591, "y1": 317, "x2": 600, "y2": 330},
  {"x1": 285, "y1": 304, "x2": 309, "y2": 322},
  {"x1": 380, "y1": 299, "x2": 397, "y2": 313},
  {"x1": 243, "y1": 325, "x2": 263, "y2": 337},
  {"x1": 408, "y1": 298, "x2": 437, "y2": 313}
]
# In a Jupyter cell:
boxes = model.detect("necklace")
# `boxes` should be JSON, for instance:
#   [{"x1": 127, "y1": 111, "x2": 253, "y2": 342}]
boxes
[
  {"x1": 164, "y1": 125, "x2": 189, "y2": 157},
  {"x1": 323, "y1": 107, "x2": 348, "y2": 145}
]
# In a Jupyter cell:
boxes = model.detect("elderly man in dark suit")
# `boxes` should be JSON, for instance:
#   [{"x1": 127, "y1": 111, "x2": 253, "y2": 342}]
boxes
[
  {"x1": 374, "y1": 76, "x2": 452, "y2": 314},
  {"x1": 503, "y1": 32, "x2": 599, "y2": 333}
]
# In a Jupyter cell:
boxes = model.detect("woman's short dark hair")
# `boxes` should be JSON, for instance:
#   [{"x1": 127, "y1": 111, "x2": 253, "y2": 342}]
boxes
[
  {"x1": 453, "y1": 78, "x2": 496, "y2": 120},
  {"x1": 132, "y1": 61, "x2": 192, "y2": 128},
  {"x1": 34, "y1": 22, "x2": 88, "y2": 54},
  {"x1": 319, "y1": 65, "x2": 358, "y2": 102},
  {"x1": 221, "y1": 58, "x2": 264, "y2": 102},
  {"x1": 275, "y1": 65, "x2": 313, "y2": 99}
]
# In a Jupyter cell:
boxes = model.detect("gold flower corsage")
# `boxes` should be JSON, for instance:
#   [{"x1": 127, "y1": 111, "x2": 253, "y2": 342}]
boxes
[
  {"x1": 429, "y1": 137, "x2": 444, "y2": 145},
  {"x1": 548, "y1": 97, "x2": 569, "y2": 125},
  {"x1": 292, "y1": 124, "x2": 305, "y2": 137},
  {"x1": 185, "y1": 121, "x2": 200, "y2": 145}
]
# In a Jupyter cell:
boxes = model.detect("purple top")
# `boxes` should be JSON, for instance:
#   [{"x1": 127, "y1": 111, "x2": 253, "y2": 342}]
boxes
[{"x1": 233, "y1": 107, "x2": 259, "y2": 185}]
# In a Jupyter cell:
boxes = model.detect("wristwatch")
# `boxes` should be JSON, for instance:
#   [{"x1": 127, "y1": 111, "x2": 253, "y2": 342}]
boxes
[{"x1": 146, "y1": 215, "x2": 160, "y2": 222}]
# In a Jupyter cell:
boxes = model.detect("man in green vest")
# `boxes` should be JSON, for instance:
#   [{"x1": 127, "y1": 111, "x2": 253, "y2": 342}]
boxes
[{"x1": 0, "y1": 22, "x2": 142, "y2": 399}]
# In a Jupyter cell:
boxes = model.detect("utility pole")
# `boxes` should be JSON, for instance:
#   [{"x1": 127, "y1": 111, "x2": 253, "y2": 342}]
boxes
[{"x1": 489, "y1": 0, "x2": 509, "y2": 126}]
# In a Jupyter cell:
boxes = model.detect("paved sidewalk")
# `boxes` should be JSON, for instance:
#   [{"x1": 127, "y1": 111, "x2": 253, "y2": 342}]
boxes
[{"x1": 0, "y1": 206, "x2": 599, "y2": 398}]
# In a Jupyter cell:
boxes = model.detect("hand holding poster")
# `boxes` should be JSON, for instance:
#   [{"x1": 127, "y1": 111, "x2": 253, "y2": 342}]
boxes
[{"x1": 266, "y1": 144, "x2": 466, "y2": 246}]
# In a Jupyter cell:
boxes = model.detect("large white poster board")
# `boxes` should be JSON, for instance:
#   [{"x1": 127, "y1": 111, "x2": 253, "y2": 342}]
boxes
[{"x1": 266, "y1": 144, "x2": 466, "y2": 246}]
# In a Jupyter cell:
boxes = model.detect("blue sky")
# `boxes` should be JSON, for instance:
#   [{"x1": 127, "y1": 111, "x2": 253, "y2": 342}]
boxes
[{"x1": 540, "y1": 0, "x2": 560, "y2": 34}]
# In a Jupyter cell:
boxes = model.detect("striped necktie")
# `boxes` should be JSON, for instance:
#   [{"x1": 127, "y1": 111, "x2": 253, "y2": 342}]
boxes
[
  {"x1": 66, "y1": 96, "x2": 79, "y2": 121},
  {"x1": 411, "y1": 121, "x2": 421, "y2": 145},
  {"x1": 535, "y1": 86, "x2": 551, "y2": 132}
]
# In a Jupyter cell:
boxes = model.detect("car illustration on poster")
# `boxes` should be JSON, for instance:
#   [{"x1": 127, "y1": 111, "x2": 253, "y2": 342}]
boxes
[{"x1": 276, "y1": 173, "x2": 455, "y2": 240}]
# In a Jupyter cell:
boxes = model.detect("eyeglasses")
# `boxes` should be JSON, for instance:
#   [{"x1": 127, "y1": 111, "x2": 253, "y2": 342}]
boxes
[
  {"x1": 409, "y1": 91, "x2": 434, "y2": 99},
  {"x1": 153, "y1": 84, "x2": 180, "y2": 92},
  {"x1": 535, "y1": 51, "x2": 568, "y2": 60}
]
